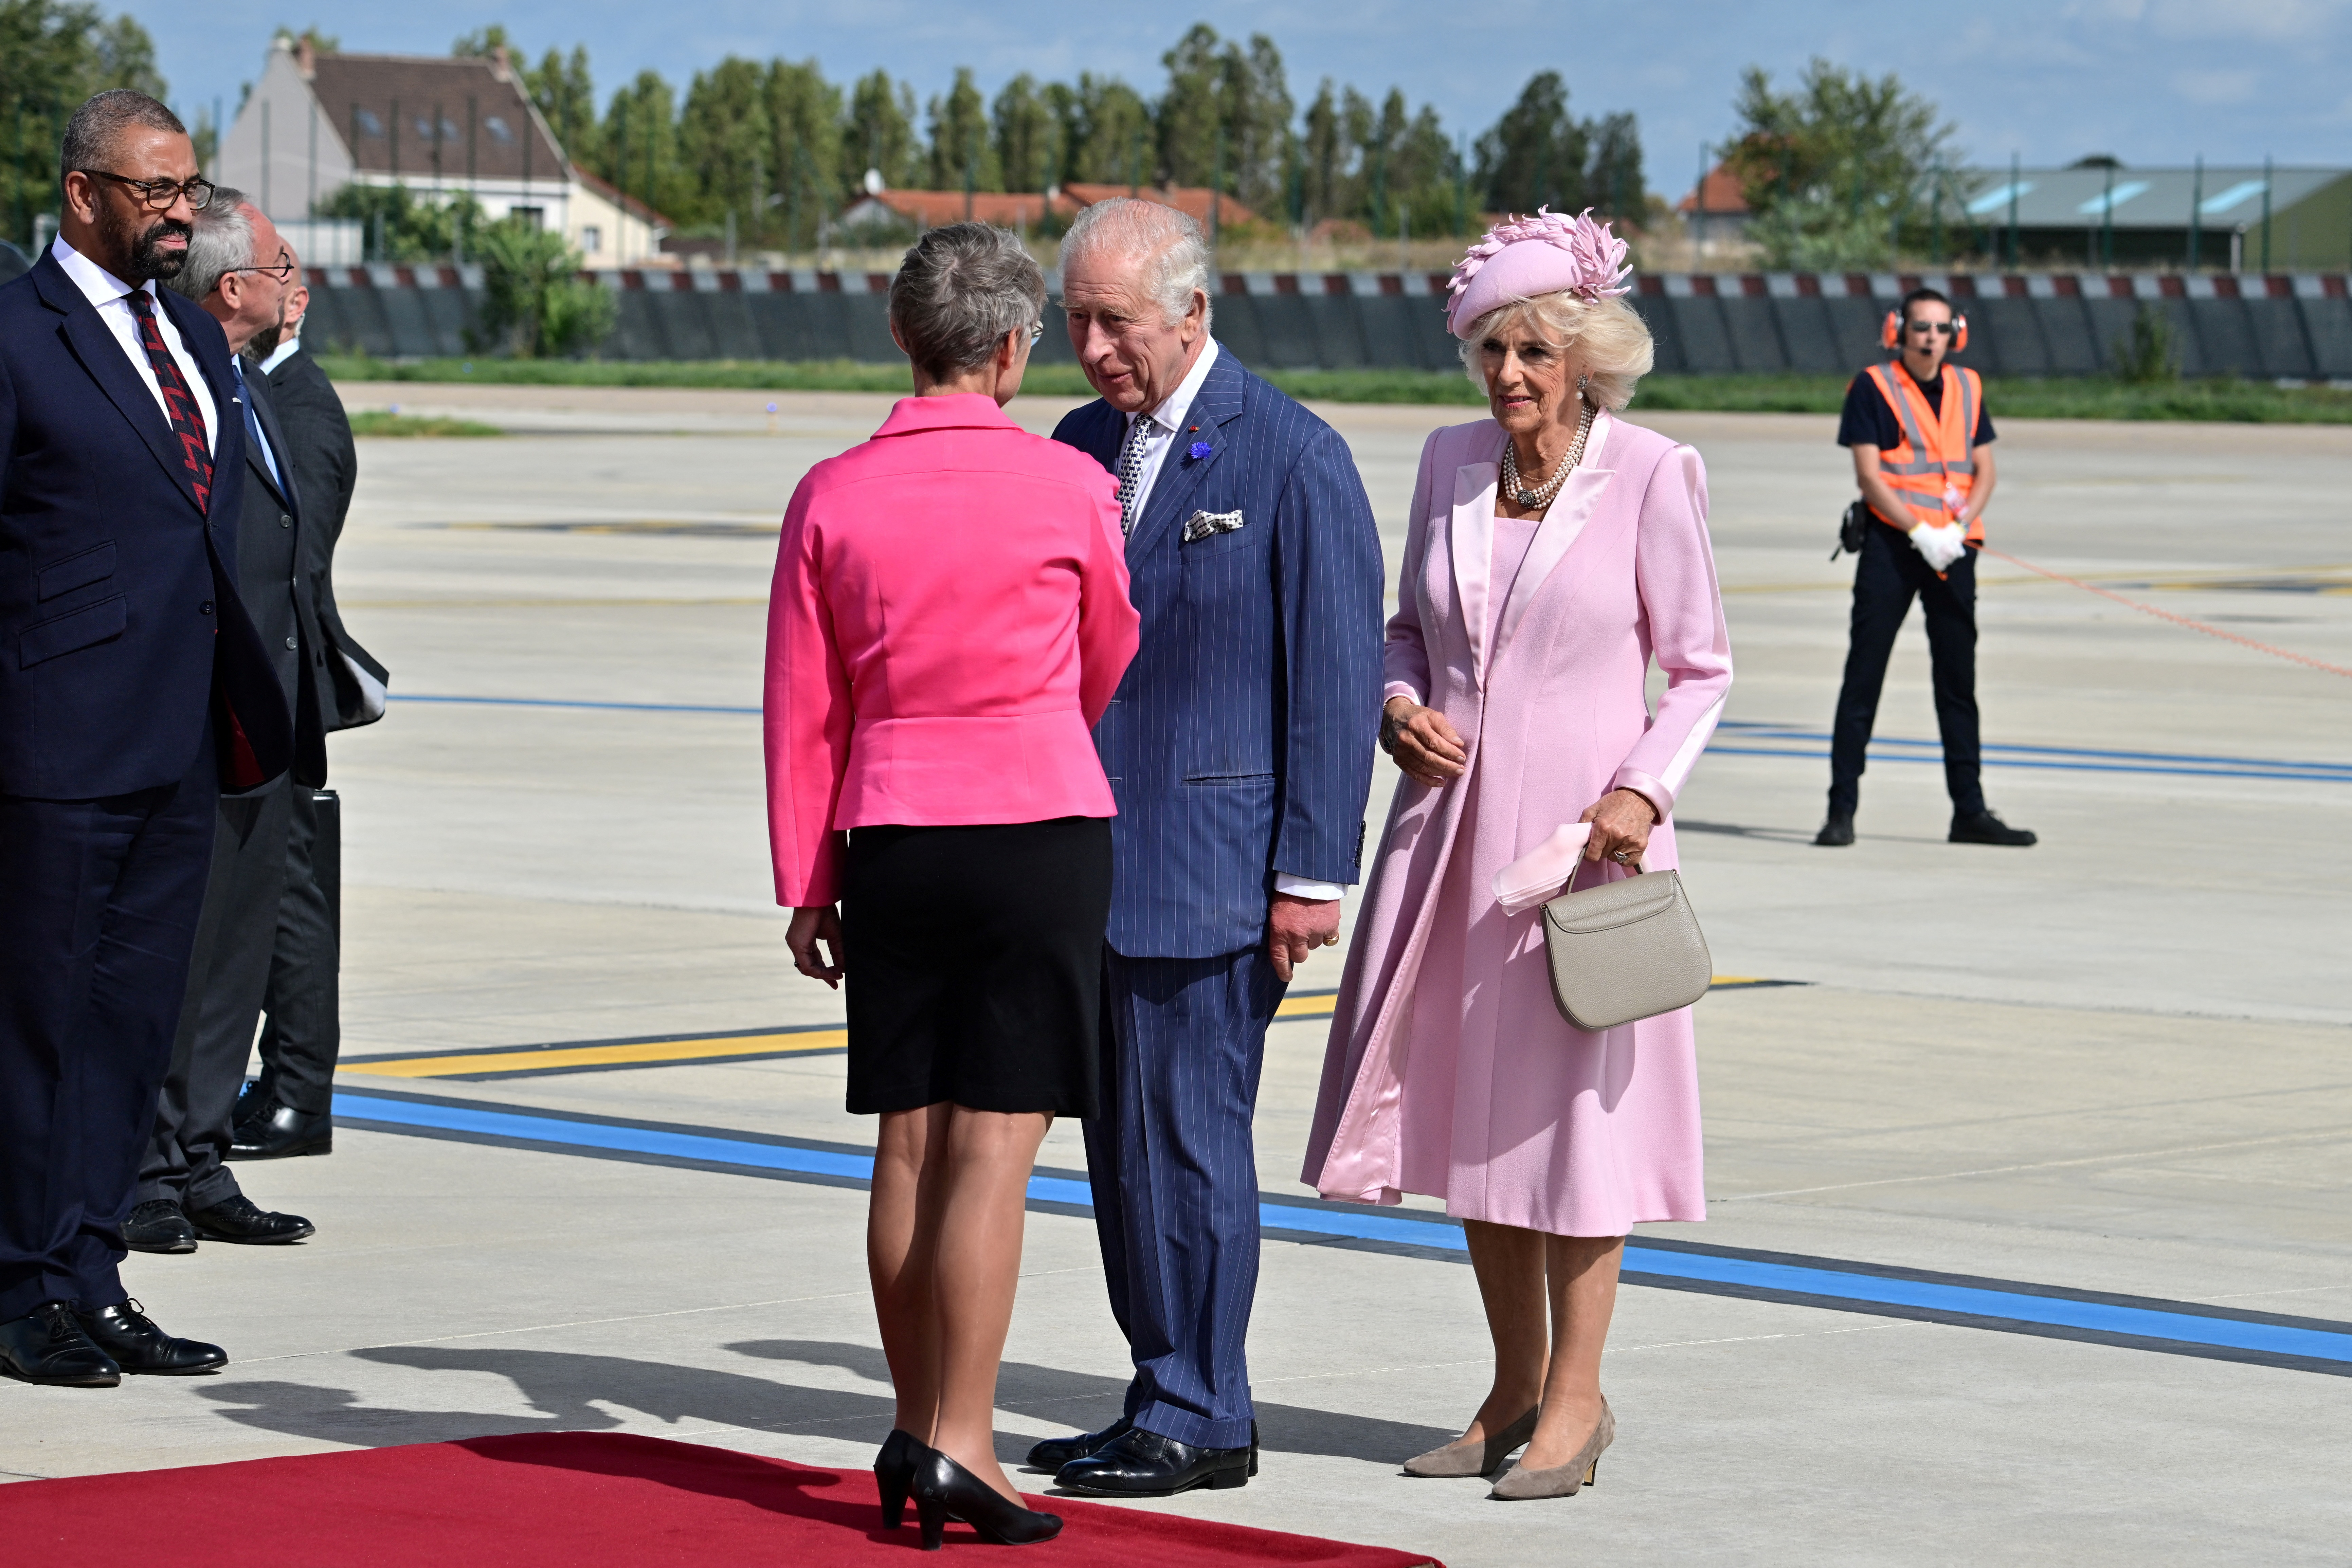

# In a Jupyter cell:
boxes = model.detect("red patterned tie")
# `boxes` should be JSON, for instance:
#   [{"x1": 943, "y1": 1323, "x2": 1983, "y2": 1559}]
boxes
[{"x1": 123, "y1": 288, "x2": 214, "y2": 511}]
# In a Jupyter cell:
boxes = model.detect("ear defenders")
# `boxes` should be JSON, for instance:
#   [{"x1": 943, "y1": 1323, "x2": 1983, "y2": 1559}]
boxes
[{"x1": 1884, "y1": 308, "x2": 1968, "y2": 353}]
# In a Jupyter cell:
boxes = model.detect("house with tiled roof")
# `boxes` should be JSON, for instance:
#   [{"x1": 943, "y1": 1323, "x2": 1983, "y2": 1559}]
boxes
[{"x1": 220, "y1": 35, "x2": 670, "y2": 264}]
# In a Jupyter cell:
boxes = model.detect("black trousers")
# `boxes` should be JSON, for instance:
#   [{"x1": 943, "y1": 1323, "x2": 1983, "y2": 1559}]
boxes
[
  {"x1": 140, "y1": 778, "x2": 293, "y2": 1210},
  {"x1": 252, "y1": 787, "x2": 340, "y2": 1117},
  {"x1": 1828, "y1": 523, "x2": 1985, "y2": 818},
  {"x1": 0, "y1": 731, "x2": 217, "y2": 1319}
]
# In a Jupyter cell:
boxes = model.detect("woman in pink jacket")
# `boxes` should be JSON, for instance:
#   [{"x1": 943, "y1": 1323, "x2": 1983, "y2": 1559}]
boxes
[
  {"x1": 1301, "y1": 212, "x2": 1732, "y2": 1501},
  {"x1": 765, "y1": 223, "x2": 1138, "y2": 1548}
]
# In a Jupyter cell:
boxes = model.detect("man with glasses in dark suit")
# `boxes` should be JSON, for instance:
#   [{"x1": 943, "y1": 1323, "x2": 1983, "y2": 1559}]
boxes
[{"x1": 0, "y1": 91, "x2": 290, "y2": 1386}]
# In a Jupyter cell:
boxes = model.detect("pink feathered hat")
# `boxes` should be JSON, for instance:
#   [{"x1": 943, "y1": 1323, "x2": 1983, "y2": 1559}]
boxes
[{"x1": 1444, "y1": 207, "x2": 1632, "y2": 337}]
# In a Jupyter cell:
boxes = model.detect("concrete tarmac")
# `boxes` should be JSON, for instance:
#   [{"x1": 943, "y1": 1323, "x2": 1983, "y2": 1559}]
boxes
[{"x1": 5, "y1": 388, "x2": 2348, "y2": 1565}]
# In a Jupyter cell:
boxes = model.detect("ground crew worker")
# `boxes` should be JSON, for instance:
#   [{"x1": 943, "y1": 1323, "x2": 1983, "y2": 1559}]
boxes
[{"x1": 1817, "y1": 287, "x2": 2036, "y2": 849}]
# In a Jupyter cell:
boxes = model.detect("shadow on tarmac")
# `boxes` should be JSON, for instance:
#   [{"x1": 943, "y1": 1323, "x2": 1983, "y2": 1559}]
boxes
[{"x1": 190, "y1": 1339, "x2": 1455, "y2": 1471}]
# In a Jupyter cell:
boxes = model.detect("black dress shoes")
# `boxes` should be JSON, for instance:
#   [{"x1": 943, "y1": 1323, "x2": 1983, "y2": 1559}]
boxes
[
  {"x1": 228, "y1": 1098, "x2": 333, "y2": 1160},
  {"x1": 1814, "y1": 810, "x2": 1855, "y2": 847},
  {"x1": 187, "y1": 1193, "x2": 316, "y2": 1244},
  {"x1": 1950, "y1": 809, "x2": 2037, "y2": 846},
  {"x1": 1054, "y1": 1426, "x2": 1251, "y2": 1496},
  {"x1": 912, "y1": 1447, "x2": 1062, "y2": 1549},
  {"x1": 74, "y1": 1299, "x2": 227, "y2": 1374},
  {"x1": 0, "y1": 1301, "x2": 121, "y2": 1386},
  {"x1": 123, "y1": 1198, "x2": 200, "y2": 1254},
  {"x1": 1025, "y1": 1414, "x2": 1133, "y2": 1471}
]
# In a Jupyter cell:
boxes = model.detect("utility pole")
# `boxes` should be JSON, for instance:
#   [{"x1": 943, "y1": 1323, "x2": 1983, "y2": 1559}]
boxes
[
  {"x1": 2187, "y1": 156, "x2": 2202, "y2": 271},
  {"x1": 1693, "y1": 143, "x2": 1707, "y2": 259},
  {"x1": 2260, "y1": 154, "x2": 2273, "y2": 273},
  {"x1": 615, "y1": 96, "x2": 628, "y2": 261},
  {"x1": 2006, "y1": 151, "x2": 2020, "y2": 269},
  {"x1": 2100, "y1": 162, "x2": 2113, "y2": 269}
]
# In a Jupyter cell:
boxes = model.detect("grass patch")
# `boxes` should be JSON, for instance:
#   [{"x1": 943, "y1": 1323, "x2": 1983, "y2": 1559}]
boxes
[
  {"x1": 316, "y1": 354, "x2": 2352, "y2": 424},
  {"x1": 347, "y1": 410, "x2": 505, "y2": 437}
]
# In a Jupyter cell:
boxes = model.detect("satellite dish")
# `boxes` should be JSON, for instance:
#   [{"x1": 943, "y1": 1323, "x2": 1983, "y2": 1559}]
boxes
[{"x1": 863, "y1": 167, "x2": 884, "y2": 196}]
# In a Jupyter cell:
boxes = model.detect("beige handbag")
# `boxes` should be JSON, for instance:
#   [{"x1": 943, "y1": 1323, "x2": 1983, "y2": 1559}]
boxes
[{"x1": 1539, "y1": 864, "x2": 1713, "y2": 1032}]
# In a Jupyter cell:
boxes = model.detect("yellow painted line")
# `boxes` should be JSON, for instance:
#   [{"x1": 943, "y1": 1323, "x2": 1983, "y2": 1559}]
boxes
[{"x1": 340, "y1": 1030, "x2": 847, "y2": 1079}]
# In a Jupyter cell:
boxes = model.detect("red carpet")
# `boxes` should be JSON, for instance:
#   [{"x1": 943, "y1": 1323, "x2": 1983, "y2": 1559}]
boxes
[{"x1": 0, "y1": 1431, "x2": 1444, "y2": 1566}]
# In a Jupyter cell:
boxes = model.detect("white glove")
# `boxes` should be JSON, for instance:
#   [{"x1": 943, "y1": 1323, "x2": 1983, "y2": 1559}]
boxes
[{"x1": 1908, "y1": 522, "x2": 1968, "y2": 572}]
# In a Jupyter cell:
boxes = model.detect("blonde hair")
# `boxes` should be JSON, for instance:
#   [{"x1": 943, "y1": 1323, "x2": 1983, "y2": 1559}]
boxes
[{"x1": 1457, "y1": 291, "x2": 1654, "y2": 411}]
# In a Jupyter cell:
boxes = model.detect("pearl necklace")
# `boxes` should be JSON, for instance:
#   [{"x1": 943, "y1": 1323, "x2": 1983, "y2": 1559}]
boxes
[{"x1": 1502, "y1": 399, "x2": 1597, "y2": 511}]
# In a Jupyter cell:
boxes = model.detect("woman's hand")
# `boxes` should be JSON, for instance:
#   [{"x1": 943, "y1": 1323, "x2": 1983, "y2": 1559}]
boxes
[
  {"x1": 1382, "y1": 697, "x2": 1468, "y2": 788},
  {"x1": 787, "y1": 905, "x2": 845, "y2": 988},
  {"x1": 1579, "y1": 789, "x2": 1659, "y2": 868}
]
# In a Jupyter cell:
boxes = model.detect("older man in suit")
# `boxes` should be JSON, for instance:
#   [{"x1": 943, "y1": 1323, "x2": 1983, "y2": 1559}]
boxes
[
  {"x1": 0, "y1": 91, "x2": 290, "y2": 1385},
  {"x1": 1032, "y1": 199, "x2": 1385, "y2": 1496},
  {"x1": 126, "y1": 192, "x2": 323, "y2": 1254},
  {"x1": 231, "y1": 266, "x2": 390, "y2": 1162}
]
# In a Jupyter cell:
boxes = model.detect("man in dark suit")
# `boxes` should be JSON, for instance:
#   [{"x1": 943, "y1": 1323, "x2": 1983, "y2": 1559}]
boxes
[
  {"x1": 232, "y1": 268, "x2": 390, "y2": 1161},
  {"x1": 0, "y1": 91, "x2": 291, "y2": 1385},
  {"x1": 1032, "y1": 199, "x2": 1385, "y2": 1495},
  {"x1": 126, "y1": 191, "x2": 323, "y2": 1254}
]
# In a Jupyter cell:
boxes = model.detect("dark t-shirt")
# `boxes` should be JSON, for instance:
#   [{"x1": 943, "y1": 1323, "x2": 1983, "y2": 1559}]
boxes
[{"x1": 1837, "y1": 363, "x2": 1996, "y2": 451}]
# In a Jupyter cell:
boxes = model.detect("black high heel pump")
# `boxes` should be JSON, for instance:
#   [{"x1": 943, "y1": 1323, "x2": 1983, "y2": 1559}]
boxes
[
  {"x1": 911, "y1": 1448, "x2": 1063, "y2": 1550},
  {"x1": 873, "y1": 1428, "x2": 922, "y2": 1529}
]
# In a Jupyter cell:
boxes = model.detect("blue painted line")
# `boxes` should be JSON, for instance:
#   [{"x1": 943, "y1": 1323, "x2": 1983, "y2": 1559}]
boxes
[
  {"x1": 1719, "y1": 722, "x2": 2352, "y2": 778},
  {"x1": 1706, "y1": 745, "x2": 2347, "y2": 784},
  {"x1": 393, "y1": 694, "x2": 761, "y2": 716},
  {"x1": 332, "y1": 1092, "x2": 2352, "y2": 1369}
]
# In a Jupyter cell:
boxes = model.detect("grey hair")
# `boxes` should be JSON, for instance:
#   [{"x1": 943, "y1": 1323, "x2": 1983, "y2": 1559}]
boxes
[
  {"x1": 167, "y1": 187, "x2": 256, "y2": 303},
  {"x1": 60, "y1": 90, "x2": 186, "y2": 189},
  {"x1": 1057, "y1": 198, "x2": 1213, "y2": 330},
  {"x1": 888, "y1": 222, "x2": 1047, "y2": 380}
]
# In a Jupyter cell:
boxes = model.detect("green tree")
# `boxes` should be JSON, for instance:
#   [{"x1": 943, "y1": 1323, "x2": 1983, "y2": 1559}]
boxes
[
  {"x1": 451, "y1": 24, "x2": 512, "y2": 58},
  {"x1": 526, "y1": 45, "x2": 598, "y2": 169},
  {"x1": 471, "y1": 218, "x2": 613, "y2": 356},
  {"x1": 316, "y1": 181, "x2": 484, "y2": 262},
  {"x1": 1474, "y1": 71, "x2": 1591, "y2": 214},
  {"x1": 764, "y1": 58, "x2": 841, "y2": 250},
  {"x1": 925, "y1": 66, "x2": 999, "y2": 193},
  {"x1": 272, "y1": 24, "x2": 338, "y2": 54},
  {"x1": 844, "y1": 69, "x2": 918, "y2": 194},
  {"x1": 2, "y1": 1, "x2": 168, "y2": 249},
  {"x1": 1051, "y1": 73, "x2": 1152, "y2": 187},
  {"x1": 1587, "y1": 111, "x2": 1644, "y2": 220},
  {"x1": 679, "y1": 55, "x2": 770, "y2": 230},
  {"x1": 600, "y1": 69, "x2": 683, "y2": 221},
  {"x1": 1722, "y1": 58, "x2": 1955, "y2": 270},
  {"x1": 991, "y1": 73, "x2": 1060, "y2": 194},
  {"x1": 1157, "y1": 24, "x2": 1292, "y2": 209}
]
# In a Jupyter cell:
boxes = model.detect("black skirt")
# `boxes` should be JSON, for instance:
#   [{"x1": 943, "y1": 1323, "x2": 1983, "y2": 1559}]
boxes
[{"x1": 839, "y1": 816, "x2": 1112, "y2": 1117}]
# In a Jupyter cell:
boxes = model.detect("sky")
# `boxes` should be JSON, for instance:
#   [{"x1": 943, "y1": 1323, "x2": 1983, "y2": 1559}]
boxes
[{"x1": 128, "y1": 0, "x2": 2352, "y2": 184}]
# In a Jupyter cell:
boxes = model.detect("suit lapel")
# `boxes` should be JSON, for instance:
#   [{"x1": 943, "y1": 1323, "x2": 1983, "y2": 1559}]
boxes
[
  {"x1": 43, "y1": 268, "x2": 202, "y2": 515},
  {"x1": 1492, "y1": 411, "x2": 1619, "y2": 664},
  {"x1": 240, "y1": 369, "x2": 297, "y2": 513},
  {"x1": 1450, "y1": 425, "x2": 1502, "y2": 687},
  {"x1": 1126, "y1": 346, "x2": 1245, "y2": 564}
]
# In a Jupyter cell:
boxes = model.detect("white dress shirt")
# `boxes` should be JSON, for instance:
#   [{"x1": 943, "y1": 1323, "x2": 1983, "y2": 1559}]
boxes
[
  {"x1": 50, "y1": 236, "x2": 218, "y2": 451},
  {"x1": 257, "y1": 333, "x2": 302, "y2": 375},
  {"x1": 1120, "y1": 337, "x2": 1343, "y2": 904}
]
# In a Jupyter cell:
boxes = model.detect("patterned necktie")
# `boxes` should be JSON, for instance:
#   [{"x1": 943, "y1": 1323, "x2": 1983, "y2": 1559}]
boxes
[
  {"x1": 124, "y1": 289, "x2": 214, "y2": 512},
  {"x1": 1114, "y1": 413, "x2": 1155, "y2": 536}
]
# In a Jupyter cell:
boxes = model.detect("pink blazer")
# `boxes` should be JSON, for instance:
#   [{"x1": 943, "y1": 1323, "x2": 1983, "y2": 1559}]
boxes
[{"x1": 763, "y1": 395, "x2": 1140, "y2": 907}]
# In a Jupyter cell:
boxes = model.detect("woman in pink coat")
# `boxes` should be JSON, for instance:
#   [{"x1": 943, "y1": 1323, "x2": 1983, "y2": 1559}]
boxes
[
  {"x1": 765, "y1": 224, "x2": 1138, "y2": 1547},
  {"x1": 1301, "y1": 212, "x2": 1732, "y2": 1501}
]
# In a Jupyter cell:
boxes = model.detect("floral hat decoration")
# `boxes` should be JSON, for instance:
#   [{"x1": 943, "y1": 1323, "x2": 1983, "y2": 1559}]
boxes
[{"x1": 1443, "y1": 207, "x2": 1633, "y2": 338}]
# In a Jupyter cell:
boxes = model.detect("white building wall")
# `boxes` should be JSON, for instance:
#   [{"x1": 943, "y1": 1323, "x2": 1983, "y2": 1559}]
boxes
[{"x1": 220, "y1": 44, "x2": 355, "y2": 223}]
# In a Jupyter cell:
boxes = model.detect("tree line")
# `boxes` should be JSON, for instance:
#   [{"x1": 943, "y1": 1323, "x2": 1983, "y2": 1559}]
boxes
[
  {"x1": 2, "y1": 0, "x2": 167, "y2": 250},
  {"x1": 456, "y1": 22, "x2": 1648, "y2": 248}
]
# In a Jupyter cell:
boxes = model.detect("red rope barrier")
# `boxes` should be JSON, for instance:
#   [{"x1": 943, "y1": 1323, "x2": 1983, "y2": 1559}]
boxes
[{"x1": 1979, "y1": 547, "x2": 2352, "y2": 682}]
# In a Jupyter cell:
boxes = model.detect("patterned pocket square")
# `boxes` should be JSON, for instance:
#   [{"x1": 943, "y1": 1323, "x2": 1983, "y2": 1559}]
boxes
[{"x1": 1182, "y1": 509, "x2": 1246, "y2": 544}]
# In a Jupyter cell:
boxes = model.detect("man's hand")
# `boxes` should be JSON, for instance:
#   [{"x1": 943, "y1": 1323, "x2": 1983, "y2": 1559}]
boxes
[
  {"x1": 1381, "y1": 697, "x2": 1467, "y2": 788},
  {"x1": 1909, "y1": 522, "x2": 1967, "y2": 572},
  {"x1": 787, "y1": 905, "x2": 845, "y2": 988},
  {"x1": 1268, "y1": 894, "x2": 1342, "y2": 983}
]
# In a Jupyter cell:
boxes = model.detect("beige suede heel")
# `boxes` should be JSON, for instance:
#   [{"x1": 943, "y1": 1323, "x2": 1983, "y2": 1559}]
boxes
[
  {"x1": 1400, "y1": 1406, "x2": 1539, "y2": 1478},
  {"x1": 1488, "y1": 1397, "x2": 1613, "y2": 1500}
]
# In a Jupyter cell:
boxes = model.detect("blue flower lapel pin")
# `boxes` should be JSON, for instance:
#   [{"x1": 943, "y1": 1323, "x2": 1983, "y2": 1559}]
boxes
[{"x1": 1186, "y1": 425, "x2": 1212, "y2": 461}]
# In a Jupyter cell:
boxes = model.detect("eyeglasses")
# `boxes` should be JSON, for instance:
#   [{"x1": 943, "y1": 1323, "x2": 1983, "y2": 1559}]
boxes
[
  {"x1": 1029, "y1": 321, "x2": 1045, "y2": 346},
  {"x1": 225, "y1": 254, "x2": 296, "y2": 283},
  {"x1": 81, "y1": 170, "x2": 217, "y2": 211},
  {"x1": 1907, "y1": 320, "x2": 1955, "y2": 336}
]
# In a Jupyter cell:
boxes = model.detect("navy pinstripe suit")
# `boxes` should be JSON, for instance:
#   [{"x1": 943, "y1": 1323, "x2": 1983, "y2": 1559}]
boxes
[{"x1": 1055, "y1": 346, "x2": 1384, "y2": 1449}]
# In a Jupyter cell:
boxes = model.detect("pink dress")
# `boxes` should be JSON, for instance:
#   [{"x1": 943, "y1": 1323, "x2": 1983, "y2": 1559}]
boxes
[{"x1": 1302, "y1": 412, "x2": 1733, "y2": 1237}]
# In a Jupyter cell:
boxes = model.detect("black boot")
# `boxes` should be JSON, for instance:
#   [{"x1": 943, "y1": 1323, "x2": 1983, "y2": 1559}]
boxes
[{"x1": 1814, "y1": 809, "x2": 1855, "y2": 847}]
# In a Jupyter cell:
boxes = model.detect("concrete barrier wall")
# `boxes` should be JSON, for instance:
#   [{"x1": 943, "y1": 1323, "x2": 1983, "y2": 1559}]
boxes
[{"x1": 296, "y1": 264, "x2": 2352, "y2": 379}]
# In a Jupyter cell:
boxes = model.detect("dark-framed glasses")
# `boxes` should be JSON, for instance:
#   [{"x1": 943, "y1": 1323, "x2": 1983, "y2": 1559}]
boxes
[
  {"x1": 82, "y1": 170, "x2": 217, "y2": 211},
  {"x1": 226, "y1": 253, "x2": 297, "y2": 283},
  {"x1": 1908, "y1": 320, "x2": 1954, "y2": 336}
]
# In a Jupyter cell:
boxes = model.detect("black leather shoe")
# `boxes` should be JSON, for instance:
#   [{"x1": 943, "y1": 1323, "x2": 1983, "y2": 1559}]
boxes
[
  {"x1": 73, "y1": 1299, "x2": 226, "y2": 1374},
  {"x1": 1814, "y1": 810, "x2": 1855, "y2": 847},
  {"x1": 0, "y1": 1301, "x2": 120, "y2": 1386},
  {"x1": 228, "y1": 1098, "x2": 332, "y2": 1160},
  {"x1": 1950, "y1": 809, "x2": 2037, "y2": 846},
  {"x1": 912, "y1": 1447, "x2": 1061, "y2": 1548},
  {"x1": 1025, "y1": 1414, "x2": 1133, "y2": 1471},
  {"x1": 187, "y1": 1193, "x2": 316, "y2": 1244},
  {"x1": 874, "y1": 1428, "x2": 922, "y2": 1530},
  {"x1": 123, "y1": 1198, "x2": 199, "y2": 1254},
  {"x1": 1053, "y1": 1426, "x2": 1251, "y2": 1497}
]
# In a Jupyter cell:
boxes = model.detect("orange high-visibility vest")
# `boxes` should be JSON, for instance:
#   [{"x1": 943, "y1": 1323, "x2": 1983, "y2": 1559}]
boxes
[{"x1": 1863, "y1": 361, "x2": 1985, "y2": 544}]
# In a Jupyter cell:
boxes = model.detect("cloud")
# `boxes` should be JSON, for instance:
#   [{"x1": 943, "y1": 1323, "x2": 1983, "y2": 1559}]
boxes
[{"x1": 2172, "y1": 67, "x2": 2261, "y2": 104}]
